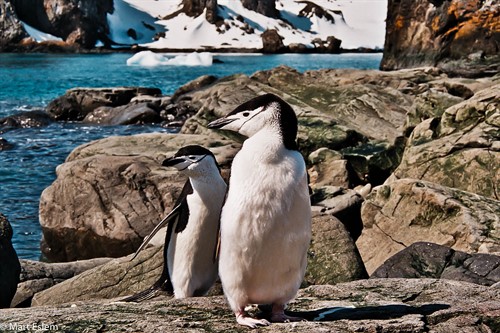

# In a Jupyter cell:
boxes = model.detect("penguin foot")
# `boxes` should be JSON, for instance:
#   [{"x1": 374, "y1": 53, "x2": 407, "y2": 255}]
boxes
[
  {"x1": 236, "y1": 311, "x2": 270, "y2": 328},
  {"x1": 270, "y1": 304, "x2": 304, "y2": 323},
  {"x1": 270, "y1": 312, "x2": 304, "y2": 323}
]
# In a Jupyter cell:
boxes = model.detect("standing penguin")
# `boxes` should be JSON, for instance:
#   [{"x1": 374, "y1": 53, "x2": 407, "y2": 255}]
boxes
[
  {"x1": 123, "y1": 145, "x2": 227, "y2": 301},
  {"x1": 207, "y1": 94, "x2": 312, "y2": 328}
]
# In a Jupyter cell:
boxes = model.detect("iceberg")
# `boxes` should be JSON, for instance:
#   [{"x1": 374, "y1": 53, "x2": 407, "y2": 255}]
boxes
[{"x1": 126, "y1": 51, "x2": 213, "y2": 67}]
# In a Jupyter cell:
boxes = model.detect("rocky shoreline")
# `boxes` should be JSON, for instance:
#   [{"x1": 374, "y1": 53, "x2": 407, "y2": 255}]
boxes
[
  {"x1": 0, "y1": 63, "x2": 499, "y2": 331},
  {"x1": 1, "y1": 0, "x2": 499, "y2": 330}
]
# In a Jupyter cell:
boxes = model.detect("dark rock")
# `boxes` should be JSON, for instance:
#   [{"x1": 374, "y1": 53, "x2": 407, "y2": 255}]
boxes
[
  {"x1": 0, "y1": 214, "x2": 21, "y2": 308},
  {"x1": 167, "y1": 0, "x2": 220, "y2": 24},
  {"x1": 46, "y1": 87, "x2": 162, "y2": 121},
  {"x1": 171, "y1": 75, "x2": 218, "y2": 102},
  {"x1": 0, "y1": 0, "x2": 29, "y2": 51},
  {"x1": 381, "y1": 0, "x2": 500, "y2": 76},
  {"x1": 372, "y1": 242, "x2": 500, "y2": 286},
  {"x1": 0, "y1": 137, "x2": 13, "y2": 151},
  {"x1": 10, "y1": 0, "x2": 113, "y2": 49},
  {"x1": 126, "y1": 28, "x2": 137, "y2": 40},
  {"x1": 242, "y1": 0, "x2": 279, "y2": 18},
  {"x1": 298, "y1": 1, "x2": 335, "y2": 22},
  {"x1": 326, "y1": 35, "x2": 341, "y2": 53},
  {"x1": 261, "y1": 29, "x2": 286, "y2": 53},
  {"x1": 0, "y1": 110, "x2": 53, "y2": 133},
  {"x1": 83, "y1": 102, "x2": 162, "y2": 125},
  {"x1": 12, "y1": 257, "x2": 112, "y2": 307},
  {"x1": 288, "y1": 43, "x2": 308, "y2": 53}
]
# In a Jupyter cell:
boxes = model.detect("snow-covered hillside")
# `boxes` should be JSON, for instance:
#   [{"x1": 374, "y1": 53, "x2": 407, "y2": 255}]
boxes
[{"x1": 108, "y1": 0, "x2": 387, "y2": 50}]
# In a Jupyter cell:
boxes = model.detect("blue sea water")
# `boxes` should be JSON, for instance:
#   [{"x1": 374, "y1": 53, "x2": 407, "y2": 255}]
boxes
[{"x1": 0, "y1": 52, "x2": 382, "y2": 261}]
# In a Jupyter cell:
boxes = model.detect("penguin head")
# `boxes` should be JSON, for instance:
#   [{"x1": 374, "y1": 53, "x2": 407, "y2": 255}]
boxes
[
  {"x1": 207, "y1": 93, "x2": 298, "y2": 150},
  {"x1": 162, "y1": 145, "x2": 218, "y2": 175}
]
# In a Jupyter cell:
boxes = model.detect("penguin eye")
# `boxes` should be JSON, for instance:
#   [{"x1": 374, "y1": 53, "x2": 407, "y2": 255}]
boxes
[{"x1": 242, "y1": 112, "x2": 250, "y2": 117}]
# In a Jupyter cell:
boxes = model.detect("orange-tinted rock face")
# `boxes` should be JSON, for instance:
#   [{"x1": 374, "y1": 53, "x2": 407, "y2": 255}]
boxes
[{"x1": 381, "y1": 0, "x2": 499, "y2": 76}]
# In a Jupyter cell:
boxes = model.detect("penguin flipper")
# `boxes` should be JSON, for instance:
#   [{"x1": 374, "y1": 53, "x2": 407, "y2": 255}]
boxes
[
  {"x1": 120, "y1": 280, "x2": 173, "y2": 303},
  {"x1": 129, "y1": 204, "x2": 183, "y2": 261}
]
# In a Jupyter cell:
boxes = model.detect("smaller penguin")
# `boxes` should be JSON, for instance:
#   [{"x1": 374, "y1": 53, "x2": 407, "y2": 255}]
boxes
[{"x1": 123, "y1": 145, "x2": 227, "y2": 301}]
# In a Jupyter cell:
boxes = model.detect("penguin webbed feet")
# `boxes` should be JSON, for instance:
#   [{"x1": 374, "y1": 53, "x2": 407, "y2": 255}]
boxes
[
  {"x1": 269, "y1": 303, "x2": 304, "y2": 323},
  {"x1": 236, "y1": 310, "x2": 271, "y2": 328}
]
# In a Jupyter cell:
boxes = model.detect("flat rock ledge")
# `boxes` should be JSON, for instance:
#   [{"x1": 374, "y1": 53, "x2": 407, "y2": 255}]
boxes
[{"x1": 1, "y1": 279, "x2": 499, "y2": 332}]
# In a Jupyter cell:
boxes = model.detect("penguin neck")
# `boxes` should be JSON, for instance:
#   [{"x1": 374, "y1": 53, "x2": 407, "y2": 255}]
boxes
[
  {"x1": 187, "y1": 165, "x2": 224, "y2": 192},
  {"x1": 243, "y1": 126, "x2": 286, "y2": 161}
]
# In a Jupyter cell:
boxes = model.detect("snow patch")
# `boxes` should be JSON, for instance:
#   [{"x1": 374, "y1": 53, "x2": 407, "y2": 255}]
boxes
[
  {"x1": 114, "y1": 0, "x2": 387, "y2": 50},
  {"x1": 126, "y1": 51, "x2": 213, "y2": 67},
  {"x1": 21, "y1": 22, "x2": 63, "y2": 42},
  {"x1": 108, "y1": 0, "x2": 163, "y2": 45}
]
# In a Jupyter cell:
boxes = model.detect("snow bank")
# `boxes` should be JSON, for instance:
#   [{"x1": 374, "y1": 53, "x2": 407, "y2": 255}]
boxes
[
  {"x1": 119, "y1": 0, "x2": 387, "y2": 50},
  {"x1": 126, "y1": 51, "x2": 213, "y2": 67},
  {"x1": 108, "y1": 0, "x2": 163, "y2": 45},
  {"x1": 21, "y1": 22, "x2": 63, "y2": 42}
]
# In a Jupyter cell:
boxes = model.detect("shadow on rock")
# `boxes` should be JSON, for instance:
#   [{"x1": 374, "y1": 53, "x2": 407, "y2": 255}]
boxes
[{"x1": 282, "y1": 303, "x2": 450, "y2": 321}]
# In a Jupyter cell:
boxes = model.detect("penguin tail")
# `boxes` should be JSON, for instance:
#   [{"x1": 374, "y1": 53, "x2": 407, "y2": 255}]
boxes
[{"x1": 120, "y1": 284, "x2": 172, "y2": 303}]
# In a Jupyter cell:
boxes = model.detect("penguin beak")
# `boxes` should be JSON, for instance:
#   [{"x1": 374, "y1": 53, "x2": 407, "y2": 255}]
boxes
[
  {"x1": 162, "y1": 157, "x2": 185, "y2": 167},
  {"x1": 207, "y1": 117, "x2": 235, "y2": 129}
]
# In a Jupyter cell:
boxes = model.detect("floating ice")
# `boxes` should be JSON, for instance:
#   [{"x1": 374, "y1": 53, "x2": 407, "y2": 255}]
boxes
[{"x1": 126, "y1": 51, "x2": 213, "y2": 67}]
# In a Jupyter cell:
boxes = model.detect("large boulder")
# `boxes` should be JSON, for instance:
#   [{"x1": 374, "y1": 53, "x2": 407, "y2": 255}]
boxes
[
  {"x1": 10, "y1": 0, "x2": 113, "y2": 48},
  {"x1": 358, "y1": 179, "x2": 500, "y2": 274},
  {"x1": 305, "y1": 214, "x2": 368, "y2": 285},
  {"x1": 83, "y1": 102, "x2": 162, "y2": 125},
  {"x1": 12, "y1": 257, "x2": 112, "y2": 307},
  {"x1": 45, "y1": 87, "x2": 162, "y2": 121},
  {"x1": 261, "y1": 29, "x2": 286, "y2": 53},
  {"x1": 174, "y1": 0, "x2": 220, "y2": 24},
  {"x1": 381, "y1": 0, "x2": 500, "y2": 76},
  {"x1": 32, "y1": 246, "x2": 164, "y2": 306},
  {"x1": 0, "y1": 110, "x2": 53, "y2": 133},
  {"x1": 388, "y1": 84, "x2": 500, "y2": 200},
  {"x1": 242, "y1": 0, "x2": 279, "y2": 18},
  {"x1": 1, "y1": 279, "x2": 498, "y2": 332},
  {"x1": 372, "y1": 242, "x2": 500, "y2": 286},
  {"x1": 0, "y1": 214, "x2": 20, "y2": 308},
  {"x1": 39, "y1": 133, "x2": 238, "y2": 261}
]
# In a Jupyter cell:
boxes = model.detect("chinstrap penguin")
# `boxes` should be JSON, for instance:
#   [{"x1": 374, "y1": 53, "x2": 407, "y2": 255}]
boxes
[
  {"x1": 123, "y1": 145, "x2": 227, "y2": 301},
  {"x1": 207, "y1": 93, "x2": 312, "y2": 328}
]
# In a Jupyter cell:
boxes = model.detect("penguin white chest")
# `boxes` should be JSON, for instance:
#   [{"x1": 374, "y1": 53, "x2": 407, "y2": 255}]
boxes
[
  {"x1": 219, "y1": 134, "x2": 312, "y2": 308},
  {"x1": 168, "y1": 180, "x2": 226, "y2": 298}
]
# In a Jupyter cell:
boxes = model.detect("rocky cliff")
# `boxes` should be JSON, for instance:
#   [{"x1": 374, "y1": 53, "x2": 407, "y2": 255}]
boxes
[
  {"x1": 381, "y1": 0, "x2": 500, "y2": 76},
  {"x1": 0, "y1": 0, "x2": 113, "y2": 48},
  {"x1": 0, "y1": 0, "x2": 28, "y2": 50}
]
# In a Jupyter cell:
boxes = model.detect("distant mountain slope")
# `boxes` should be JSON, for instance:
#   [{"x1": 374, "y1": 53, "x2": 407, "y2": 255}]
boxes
[{"x1": 112, "y1": 0, "x2": 386, "y2": 50}]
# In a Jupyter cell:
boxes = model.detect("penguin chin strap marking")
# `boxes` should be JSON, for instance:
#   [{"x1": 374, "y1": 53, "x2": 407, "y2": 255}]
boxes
[{"x1": 178, "y1": 154, "x2": 208, "y2": 171}]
